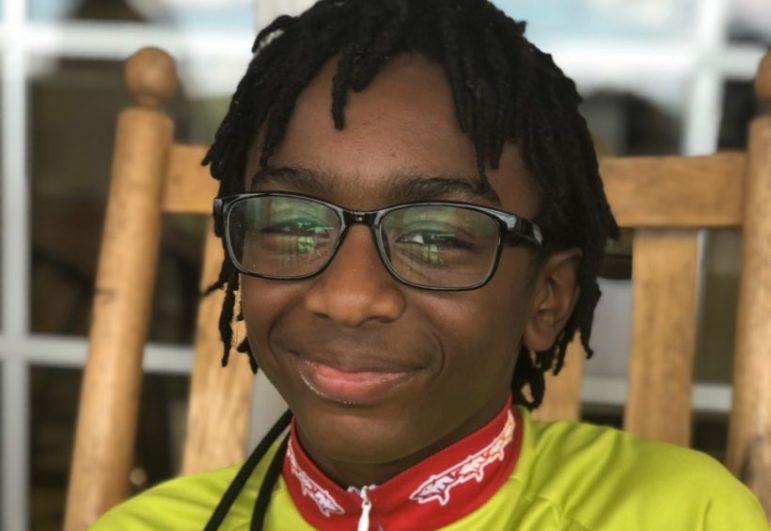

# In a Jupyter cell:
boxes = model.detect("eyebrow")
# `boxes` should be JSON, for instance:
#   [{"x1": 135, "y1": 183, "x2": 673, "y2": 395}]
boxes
[
  {"x1": 249, "y1": 166, "x2": 502, "y2": 205},
  {"x1": 249, "y1": 166, "x2": 328, "y2": 195}
]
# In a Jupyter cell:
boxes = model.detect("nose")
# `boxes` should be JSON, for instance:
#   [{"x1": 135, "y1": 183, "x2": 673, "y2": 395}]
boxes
[{"x1": 303, "y1": 226, "x2": 406, "y2": 326}]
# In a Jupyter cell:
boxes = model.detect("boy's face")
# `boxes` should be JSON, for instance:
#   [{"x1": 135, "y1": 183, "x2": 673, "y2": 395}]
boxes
[{"x1": 240, "y1": 55, "x2": 572, "y2": 483}]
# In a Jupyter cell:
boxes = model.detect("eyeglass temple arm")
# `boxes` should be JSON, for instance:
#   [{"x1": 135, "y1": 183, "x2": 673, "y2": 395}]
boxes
[
  {"x1": 212, "y1": 198, "x2": 224, "y2": 237},
  {"x1": 504, "y1": 217, "x2": 544, "y2": 247}
]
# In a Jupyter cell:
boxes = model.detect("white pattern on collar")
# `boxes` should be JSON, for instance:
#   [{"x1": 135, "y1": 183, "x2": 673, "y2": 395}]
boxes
[{"x1": 409, "y1": 409, "x2": 516, "y2": 506}]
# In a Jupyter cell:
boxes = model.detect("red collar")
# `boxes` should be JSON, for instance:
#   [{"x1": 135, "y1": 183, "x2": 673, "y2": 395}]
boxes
[{"x1": 282, "y1": 400, "x2": 523, "y2": 530}]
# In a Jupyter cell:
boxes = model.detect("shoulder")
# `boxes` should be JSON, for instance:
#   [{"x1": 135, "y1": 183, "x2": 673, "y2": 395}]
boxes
[
  {"x1": 91, "y1": 465, "x2": 246, "y2": 530},
  {"x1": 91, "y1": 434, "x2": 291, "y2": 531},
  {"x1": 513, "y1": 408, "x2": 769, "y2": 530}
]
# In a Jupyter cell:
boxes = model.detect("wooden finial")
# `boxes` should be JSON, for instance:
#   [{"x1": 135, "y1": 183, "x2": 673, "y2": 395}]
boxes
[
  {"x1": 125, "y1": 47, "x2": 178, "y2": 109},
  {"x1": 755, "y1": 50, "x2": 771, "y2": 106}
]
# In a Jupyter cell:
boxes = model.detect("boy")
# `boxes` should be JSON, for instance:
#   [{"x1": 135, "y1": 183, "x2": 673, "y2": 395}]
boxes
[{"x1": 95, "y1": 0, "x2": 769, "y2": 529}]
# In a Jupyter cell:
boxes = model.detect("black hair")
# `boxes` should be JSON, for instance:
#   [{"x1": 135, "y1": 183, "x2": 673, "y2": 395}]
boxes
[{"x1": 203, "y1": 0, "x2": 619, "y2": 411}]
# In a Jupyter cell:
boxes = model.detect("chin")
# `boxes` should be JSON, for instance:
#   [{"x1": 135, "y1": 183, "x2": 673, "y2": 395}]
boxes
[{"x1": 292, "y1": 393, "x2": 433, "y2": 465}]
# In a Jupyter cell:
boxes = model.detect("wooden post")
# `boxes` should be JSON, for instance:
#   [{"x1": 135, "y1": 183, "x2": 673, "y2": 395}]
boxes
[
  {"x1": 624, "y1": 230, "x2": 699, "y2": 446},
  {"x1": 726, "y1": 51, "x2": 771, "y2": 517},
  {"x1": 64, "y1": 48, "x2": 177, "y2": 530}
]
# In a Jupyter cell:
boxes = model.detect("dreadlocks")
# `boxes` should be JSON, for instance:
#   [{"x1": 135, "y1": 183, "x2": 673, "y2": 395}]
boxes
[{"x1": 202, "y1": 0, "x2": 619, "y2": 410}]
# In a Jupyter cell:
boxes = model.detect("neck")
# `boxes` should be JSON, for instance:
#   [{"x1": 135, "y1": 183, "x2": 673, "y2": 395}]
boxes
[{"x1": 294, "y1": 394, "x2": 509, "y2": 488}]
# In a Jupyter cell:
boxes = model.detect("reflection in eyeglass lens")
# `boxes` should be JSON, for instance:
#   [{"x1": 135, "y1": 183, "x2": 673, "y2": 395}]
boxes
[
  {"x1": 230, "y1": 197, "x2": 502, "y2": 287},
  {"x1": 382, "y1": 206, "x2": 500, "y2": 287},
  {"x1": 236, "y1": 197, "x2": 339, "y2": 276}
]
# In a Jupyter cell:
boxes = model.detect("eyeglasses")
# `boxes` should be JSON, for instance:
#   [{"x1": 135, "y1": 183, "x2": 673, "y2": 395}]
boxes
[{"x1": 213, "y1": 192, "x2": 544, "y2": 291}]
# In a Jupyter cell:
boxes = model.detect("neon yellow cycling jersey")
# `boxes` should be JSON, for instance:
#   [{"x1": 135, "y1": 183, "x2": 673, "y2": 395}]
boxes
[{"x1": 94, "y1": 407, "x2": 769, "y2": 530}]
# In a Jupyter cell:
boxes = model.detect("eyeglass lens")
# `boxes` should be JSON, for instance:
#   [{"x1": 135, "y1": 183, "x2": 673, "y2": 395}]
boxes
[{"x1": 227, "y1": 196, "x2": 502, "y2": 289}]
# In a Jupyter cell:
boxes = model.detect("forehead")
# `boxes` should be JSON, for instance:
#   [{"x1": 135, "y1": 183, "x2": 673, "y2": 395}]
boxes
[{"x1": 249, "y1": 53, "x2": 538, "y2": 216}]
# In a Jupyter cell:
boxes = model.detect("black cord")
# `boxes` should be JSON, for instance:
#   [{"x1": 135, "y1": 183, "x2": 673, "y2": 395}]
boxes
[
  {"x1": 250, "y1": 433, "x2": 290, "y2": 530},
  {"x1": 204, "y1": 410, "x2": 293, "y2": 531}
]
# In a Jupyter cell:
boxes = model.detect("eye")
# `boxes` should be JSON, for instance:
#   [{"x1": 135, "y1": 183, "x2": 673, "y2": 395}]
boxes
[
  {"x1": 249, "y1": 217, "x2": 336, "y2": 257},
  {"x1": 390, "y1": 230, "x2": 478, "y2": 267},
  {"x1": 260, "y1": 219, "x2": 333, "y2": 236},
  {"x1": 396, "y1": 230, "x2": 474, "y2": 250}
]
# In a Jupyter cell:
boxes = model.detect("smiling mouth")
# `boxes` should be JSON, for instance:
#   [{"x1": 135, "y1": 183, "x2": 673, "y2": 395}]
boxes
[{"x1": 292, "y1": 356, "x2": 420, "y2": 406}]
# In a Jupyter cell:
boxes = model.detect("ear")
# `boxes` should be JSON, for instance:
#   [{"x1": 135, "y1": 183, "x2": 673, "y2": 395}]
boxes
[{"x1": 522, "y1": 248, "x2": 582, "y2": 352}]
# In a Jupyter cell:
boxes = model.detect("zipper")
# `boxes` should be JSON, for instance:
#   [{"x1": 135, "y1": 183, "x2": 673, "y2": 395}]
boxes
[{"x1": 349, "y1": 485, "x2": 374, "y2": 531}]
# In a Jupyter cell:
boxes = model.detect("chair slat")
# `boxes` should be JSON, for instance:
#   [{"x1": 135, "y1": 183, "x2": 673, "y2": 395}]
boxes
[
  {"x1": 600, "y1": 153, "x2": 745, "y2": 228},
  {"x1": 532, "y1": 335, "x2": 584, "y2": 422},
  {"x1": 182, "y1": 224, "x2": 255, "y2": 475},
  {"x1": 624, "y1": 230, "x2": 699, "y2": 446},
  {"x1": 727, "y1": 115, "x2": 771, "y2": 515}
]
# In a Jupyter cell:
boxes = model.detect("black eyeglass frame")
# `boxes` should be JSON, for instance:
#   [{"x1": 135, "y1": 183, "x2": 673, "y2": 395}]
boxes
[{"x1": 213, "y1": 191, "x2": 544, "y2": 291}]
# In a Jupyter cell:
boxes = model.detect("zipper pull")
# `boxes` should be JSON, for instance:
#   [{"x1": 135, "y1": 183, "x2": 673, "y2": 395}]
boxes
[{"x1": 357, "y1": 486, "x2": 372, "y2": 531}]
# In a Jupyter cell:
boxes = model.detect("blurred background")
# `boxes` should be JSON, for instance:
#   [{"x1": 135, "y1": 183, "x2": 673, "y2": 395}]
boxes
[{"x1": 0, "y1": 0, "x2": 768, "y2": 529}]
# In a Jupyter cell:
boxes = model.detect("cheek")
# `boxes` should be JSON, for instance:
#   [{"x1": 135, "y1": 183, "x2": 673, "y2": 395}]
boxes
[
  {"x1": 240, "y1": 276, "x2": 299, "y2": 358},
  {"x1": 240, "y1": 277, "x2": 267, "y2": 344},
  {"x1": 240, "y1": 276, "x2": 315, "y2": 404},
  {"x1": 423, "y1": 254, "x2": 534, "y2": 386},
  {"x1": 452, "y1": 252, "x2": 534, "y2": 346}
]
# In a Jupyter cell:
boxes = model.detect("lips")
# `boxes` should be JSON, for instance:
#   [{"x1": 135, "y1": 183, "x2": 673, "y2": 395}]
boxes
[{"x1": 290, "y1": 353, "x2": 422, "y2": 405}]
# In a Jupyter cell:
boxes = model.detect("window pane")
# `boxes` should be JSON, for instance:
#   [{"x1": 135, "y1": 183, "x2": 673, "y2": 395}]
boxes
[
  {"x1": 581, "y1": 87, "x2": 685, "y2": 156},
  {"x1": 29, "y1": 0, "x2": 254, "y2": 32},
  {"x1": 29, "y1": 366, "x2": 79, "y2": 529},
  {"x1": 696, "y1": 230, "x2": 741, "y2": 384},
  {"x1": 29, "y1": 0, "x2": 147, "y2": 23},
  {"x1": 29, "y1": 366, "x2": 188, "y2": 531},
  {"x1": 497, "y1": 0, "x2": 700, "y2": 43},
  {"x1": 718, "y1": 79, "x2": 757, "y2": 151},
  {"x1": 728, "y1": 0, "x2": 771, "y2": 46},
  {"x1": 28, "y1": 55, "x2": 229, "y2": 343}
]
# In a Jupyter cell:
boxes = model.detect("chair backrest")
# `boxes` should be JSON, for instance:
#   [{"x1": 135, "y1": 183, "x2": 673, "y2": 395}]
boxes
[{"x1": 63, "y1": 47, "x2": 771, "y2": 530}]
